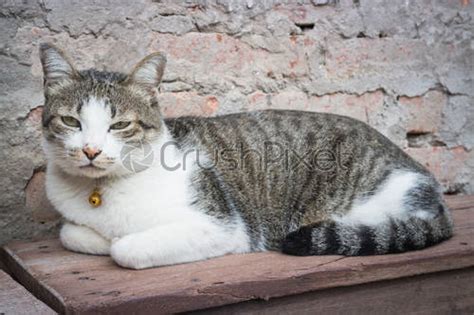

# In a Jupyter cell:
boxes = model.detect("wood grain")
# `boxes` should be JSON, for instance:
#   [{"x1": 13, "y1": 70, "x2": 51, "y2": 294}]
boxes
[
  {"x1": 0, "y1": 269, "x2": 55, "y2": 315},
  {"x1": 1, "y1": 196, "x2": 473, "y2": 314},
  {"x1": 444, "y1": 194, "x2": 474, "y2": 210},
  {"x1": 194, "y1": 268, "x2": 474, "y2": 315}
]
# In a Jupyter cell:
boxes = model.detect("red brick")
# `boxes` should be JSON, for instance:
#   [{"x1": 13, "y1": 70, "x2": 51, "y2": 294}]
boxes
[
  {"x1": 150, "y1": 32, "x2": 312, "y2": 81},
  {"x1": 246, "y1": 91, "x2": 268, "y2": 110},
  {"x1": 325, "y1": 39, "x2": 426, "y2": 79},
  {"x1": 308, "y1": 90, "x2": 384, "y2": 123},
  {"x1": 150, "y1": 33, "x2": 259, "y2": 73},
  {"x1": 322, "y1": 38, "x2": 436, "y2": 96},
  {"x1": 405, "y1": 146, "x2": 470, "y2": 188},
  {"x1": 26, "y1": 106, "x2": 43, "y2": 124},
  {"x1": 25, "y1": 171, "x2": 60, "y2": 223},
  {"x1": 271, "y1": 90, "x2": 309, "y2": 110},
  {"x1": 158, "y1": 92, "x2": 220, "y2": 118}
]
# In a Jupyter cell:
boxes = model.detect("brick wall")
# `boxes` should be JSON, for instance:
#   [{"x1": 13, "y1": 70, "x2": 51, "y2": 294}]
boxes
[{"x1": 0, "y1": 0, "x2": 473, "y2": 244}]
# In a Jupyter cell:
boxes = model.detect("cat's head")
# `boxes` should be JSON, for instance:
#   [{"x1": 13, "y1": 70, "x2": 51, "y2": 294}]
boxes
[{"x1": 40, "y1": 43, "x2": 166, "y2": 178}]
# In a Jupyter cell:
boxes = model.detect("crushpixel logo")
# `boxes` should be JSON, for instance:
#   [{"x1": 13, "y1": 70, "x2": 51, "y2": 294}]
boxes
[{"x1": 120, "y1": 141, "x2": 154, "y2": 173}]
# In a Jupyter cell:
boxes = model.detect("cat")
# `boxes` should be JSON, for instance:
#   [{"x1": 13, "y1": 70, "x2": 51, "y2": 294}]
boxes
[{"x1": 40, "y1": 43, "x2": 453, "y2": 269}]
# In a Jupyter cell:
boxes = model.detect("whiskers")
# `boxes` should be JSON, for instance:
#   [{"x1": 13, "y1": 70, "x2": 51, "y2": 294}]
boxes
[
  {"x1": 45, "y1": 140, "x2": 123, "y2": 177},
  {"x1": 67, "y1": 151, "x2": 79, "y2": 158},
  {"x1": 95, "y1": 159, "x2": 116, "y2": 167}
]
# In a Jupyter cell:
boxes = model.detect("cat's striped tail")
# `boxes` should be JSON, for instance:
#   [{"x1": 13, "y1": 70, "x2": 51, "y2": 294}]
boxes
[{"x1": 281, "y1": 205, "x2": 453, "y2": 256}]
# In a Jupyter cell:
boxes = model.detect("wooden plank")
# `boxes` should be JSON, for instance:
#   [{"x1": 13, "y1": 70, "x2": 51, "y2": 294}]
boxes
[
  {"x1": 0, "y1": 196, "x2": 473, "y2": 314},
  {"x1": 0, "y1": 269, "x2": 56, "y2": 315},
  {"x1": 0, "y1": 256, "x2": 6, "y2": 271},
  {"x1": 445, "y1": 195, "x2": 474, "y2": 211},
  {"x1": 194, "y1": 267, "x2": 474, "y2": 314}
]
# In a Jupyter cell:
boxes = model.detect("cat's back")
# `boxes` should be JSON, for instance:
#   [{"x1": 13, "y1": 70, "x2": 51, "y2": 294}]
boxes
[
  {"x1": 165, "y1": 109, "x2": 426, "y2": 183},
  {"x1": 165, "y1": 110, "x2": 409, "y2": 161},
  {"x1": 166, "y1": 109, "x2": 373, "y2": 143}
]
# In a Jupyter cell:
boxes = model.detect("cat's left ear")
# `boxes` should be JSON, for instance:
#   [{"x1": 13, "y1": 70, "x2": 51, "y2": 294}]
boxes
[
  {"x1": 126, "y1": 52, "x2": 167, "y2": 88},
  {"x1": 39, "y1": 43, "x2": 78, "y2": 88}
]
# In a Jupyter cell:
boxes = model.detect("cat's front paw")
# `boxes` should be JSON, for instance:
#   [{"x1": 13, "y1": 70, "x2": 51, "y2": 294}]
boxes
[
  {"x1": 60, "y1": 223, "x2": 110, "y2": 255},
  {"x1": 110, "y1": 234, "x2": 155, "y2": 269}
]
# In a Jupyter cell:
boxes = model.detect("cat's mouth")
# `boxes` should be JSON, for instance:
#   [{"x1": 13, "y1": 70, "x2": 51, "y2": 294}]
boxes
[{"x1": 79, "y1": 163, "x2": 106, "y2": 170}]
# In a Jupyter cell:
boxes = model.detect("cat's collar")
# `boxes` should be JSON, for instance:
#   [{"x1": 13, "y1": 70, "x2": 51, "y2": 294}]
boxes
[
  {"x1": 88, "y1": 178, "x2": 104, "y2": 208},
  {"x1": 89, "y1": 187, "x2": 102, "y2": 207}
]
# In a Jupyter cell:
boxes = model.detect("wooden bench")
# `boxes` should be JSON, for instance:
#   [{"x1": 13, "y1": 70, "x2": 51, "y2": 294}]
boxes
[{"x1": 1, "y1": 195, "x2": 473, "y2": 314}]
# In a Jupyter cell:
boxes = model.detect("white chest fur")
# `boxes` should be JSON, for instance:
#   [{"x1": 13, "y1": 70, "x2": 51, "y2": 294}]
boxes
[{"x1": 46, "y1": 157, "x2": 196, "y2": 240}]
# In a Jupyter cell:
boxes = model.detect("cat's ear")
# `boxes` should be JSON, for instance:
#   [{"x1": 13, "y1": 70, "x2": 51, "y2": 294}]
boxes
[
  {"x1": 39, "y1": 43, "x2": 78, "y2": 87},
  {"x1": 126, "y1": 52, "x2": 167, "y2": 88}
]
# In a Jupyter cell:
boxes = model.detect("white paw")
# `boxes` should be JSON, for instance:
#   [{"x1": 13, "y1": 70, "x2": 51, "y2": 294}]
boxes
[
  {"x1": 60, "y1": 223, "x2": 110, "y2": 255},
  {"x1": 110, "y1": 235, "x2": 154, "y2": 269}
]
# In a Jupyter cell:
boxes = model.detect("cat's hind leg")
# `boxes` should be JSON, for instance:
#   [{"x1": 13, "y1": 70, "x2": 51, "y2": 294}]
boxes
[
  {"x1": 60, "y1": 222, "x2": 111, "y2": 255},
  {"x1": 282, "y1": 171, "x2": 453, "y2": 256}
]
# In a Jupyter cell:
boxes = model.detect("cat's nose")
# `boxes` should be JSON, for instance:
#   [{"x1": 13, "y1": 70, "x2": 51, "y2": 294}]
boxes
[{"x1": 83, "y1": 146, "x2": 102, "y2": 160}]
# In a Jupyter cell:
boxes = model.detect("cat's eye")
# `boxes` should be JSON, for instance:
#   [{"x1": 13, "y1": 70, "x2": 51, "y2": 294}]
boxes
[
  {"x1": 61, "y1": 116, "x2": 81, "y2": 128},
  {"x1": 110, "y1": 121, "x2": 131, "y2": 130}
]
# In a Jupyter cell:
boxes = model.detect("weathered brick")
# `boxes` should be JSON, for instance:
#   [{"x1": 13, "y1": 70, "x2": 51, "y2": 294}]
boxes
[
  {"x1": 317, "y1": 38, "x2": 438, "y2": 96},
  {"x1": 308, "y1": 90, "x2": 385, "y2": 123},
  {"x1": 246, "y1": 91, "x2": 269, "y2": 111},
  {"x1": 399, "y1": 90, "x2": 447, "y2": 134},
  {"x1": 440, "y1": 95, "x2": 474, "y2": 150},
  {"x1": 151, "y1": 33, "x2": 259, "y2": 74},
  {"x1": 158, "y1": 92, "x2": 220, "y2": 118},
  {"x1": 405, "y1": 146, "x2": 470, "y2": 193},
  {"x1": 270, "y1": 89, "x2": 309, "y2": 110},
  {"x1": 26, "y1": 105, "x2": 43, "y2": 124},
  {"x1": 150, "y1": 15, "x2": 196, "y2": 35},
  {"x1": 25, "y1": 171, "x2": 60, "y2": 223}
]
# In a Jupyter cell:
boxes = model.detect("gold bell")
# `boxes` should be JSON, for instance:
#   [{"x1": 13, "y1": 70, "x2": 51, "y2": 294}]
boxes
[{"x1": 88, "y1": 189, "x2": 102, "y2": 208}]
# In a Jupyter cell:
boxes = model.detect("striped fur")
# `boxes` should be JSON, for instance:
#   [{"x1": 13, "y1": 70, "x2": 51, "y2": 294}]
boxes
[{"x1": 282, "y1": 206, "x2": 453, "y2": 256}]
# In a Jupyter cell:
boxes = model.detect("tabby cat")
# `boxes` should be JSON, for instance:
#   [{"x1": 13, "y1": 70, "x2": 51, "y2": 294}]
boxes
[{"x1": 40, "y1": 43, "x2": 453, "y2": 269}]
